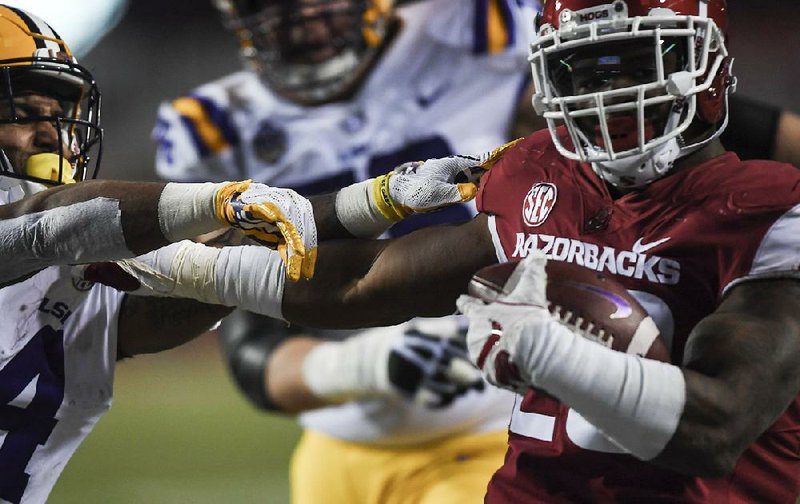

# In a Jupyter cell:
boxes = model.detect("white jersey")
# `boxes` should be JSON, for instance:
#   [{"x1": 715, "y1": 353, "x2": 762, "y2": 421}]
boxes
[
  {"x1": 154, "y1": 0, "x2": 536, "y2": 443},
  {"x1": 0, "y1": 265, "x2": 123, "y2": 503}
]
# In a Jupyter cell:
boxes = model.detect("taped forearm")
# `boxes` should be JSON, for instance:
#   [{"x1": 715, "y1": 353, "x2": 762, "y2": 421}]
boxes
[
  {"x1": 117, "y1": 241, "x2": 285, "y2": 319},
  {"x1": 0, "y1": 198, "x2": 130, "y2": 282},
  {"x1": 520, "y1": 318, "x2": 686, "y2": 460}
]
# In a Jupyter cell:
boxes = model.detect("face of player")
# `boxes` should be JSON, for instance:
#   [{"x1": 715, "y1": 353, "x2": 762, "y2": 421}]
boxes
[
  {"x1": 548, "y1": 38, "x2": 685, "y2": 153},
  {"x1": 252, "y1": 0, "x2": 360, "y2": 67},
  {"x1": 0, "y1": 93, "x2": 74, "y2": 179}
]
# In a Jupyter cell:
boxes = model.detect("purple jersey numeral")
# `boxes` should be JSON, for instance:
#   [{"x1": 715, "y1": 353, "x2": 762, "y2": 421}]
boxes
[{"x1": 0, "y1": 326, "x2": 65, "y2": 504}]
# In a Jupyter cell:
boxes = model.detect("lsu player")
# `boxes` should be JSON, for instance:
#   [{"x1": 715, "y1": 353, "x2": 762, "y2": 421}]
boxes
[
  {"x1": 0, "y1": 5, "x2": 325, "y2": 502},
  {"x1": 118, "y1": 0, "x2": 800, "y2": 501},
  {"x1": 153, "y1": 0, "x2": 539, "y2": 502}
]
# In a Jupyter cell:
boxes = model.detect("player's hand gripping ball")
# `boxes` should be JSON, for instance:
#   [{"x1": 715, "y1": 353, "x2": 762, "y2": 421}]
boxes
[
  {"x1": 215, "y1": 180, "x2": 318, "y2": 281},
  {"x1": 458, "y1": 252, "x2": 669, "y2": 393},
  {"x1": 468, "y1": 257, "x2": 669, "y2": 361}
]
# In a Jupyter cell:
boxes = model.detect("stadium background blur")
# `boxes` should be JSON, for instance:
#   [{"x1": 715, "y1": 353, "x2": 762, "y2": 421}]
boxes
[{"x1": 37, "y1": 0, "x2": 799, "y2": 502}]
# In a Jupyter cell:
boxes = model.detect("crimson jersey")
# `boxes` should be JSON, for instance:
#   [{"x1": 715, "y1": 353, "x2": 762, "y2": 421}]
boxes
[{"x1": 476, "y1": 129, "x2": 800, "y2": 503}]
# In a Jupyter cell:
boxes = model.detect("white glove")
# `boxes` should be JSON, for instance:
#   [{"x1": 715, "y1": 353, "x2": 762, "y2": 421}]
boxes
[
  {"x1": 384, "y1": 156, "x2": 483, "y2": 217},
  {"x1": 303, "y1": 321, "x2": 484, "y2": 407},
  {"x1": 215, "y1": 180, "x2": 317, "y2": 281},
  {"x1": 456, "y1": 251, "x2": 571, "y2": 394}
]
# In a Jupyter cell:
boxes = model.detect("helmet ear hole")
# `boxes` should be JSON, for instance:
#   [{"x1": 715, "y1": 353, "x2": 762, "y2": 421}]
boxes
[{"x1": 697, "y1": 56, "x2": 733, "y2": 125}]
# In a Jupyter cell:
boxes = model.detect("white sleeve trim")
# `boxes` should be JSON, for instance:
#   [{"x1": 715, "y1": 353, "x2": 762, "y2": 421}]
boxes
[{"x1": 486, "y1": 214, "x2": 508, "y2": 263}]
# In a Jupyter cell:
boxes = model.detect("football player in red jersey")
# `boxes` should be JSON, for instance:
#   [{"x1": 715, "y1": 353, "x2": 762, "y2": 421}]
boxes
[{"x1": 110, "y1": 0, "x2": 800, "y2": 501}]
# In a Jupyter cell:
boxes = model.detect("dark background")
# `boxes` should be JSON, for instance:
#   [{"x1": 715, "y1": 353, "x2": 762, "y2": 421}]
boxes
[{"x1": 80, "y1": 0, "x2": 800, "y2": 183}]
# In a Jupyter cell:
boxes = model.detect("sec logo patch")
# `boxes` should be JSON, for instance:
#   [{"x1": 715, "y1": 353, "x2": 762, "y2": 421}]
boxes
[{"x1": 522, "y1": 183, "x2": 557, "y2": 227}]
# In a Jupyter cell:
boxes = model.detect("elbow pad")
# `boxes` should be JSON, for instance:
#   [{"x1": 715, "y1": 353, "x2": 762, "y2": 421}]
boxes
[{"x1": 218, "y1": 310, "x2": 292, "y2": 412}]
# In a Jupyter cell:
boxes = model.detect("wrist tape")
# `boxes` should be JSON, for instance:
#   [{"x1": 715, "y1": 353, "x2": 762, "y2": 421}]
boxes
[
  {"x1": 158, "y1": 182, "x2": 227, "y2": 241},
  {"x1": 334, "y1": 179, "x2": 395, "y2": 238}
]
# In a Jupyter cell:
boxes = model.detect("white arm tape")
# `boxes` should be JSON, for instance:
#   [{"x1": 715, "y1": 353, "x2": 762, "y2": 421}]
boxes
[
  {"x1": 158, "y1": 182, "x2": 227, "y2": 241},
  {"x1": 334, "y1": 179, "x2": 394, "y2": 238},
  {"x1": 521, "y1": 318, "x2": 686, "y2": 460},
  {"x1": 118, "y1": 242, "x2": 286, "y2": 320},
  {"x1": 0, "y1": 197, "x2": 131, "y2": 282},
  {"x1": 214, "y1": 245, "x2": 285, "y2": 320},
  {"x1": 302, "y1": 332, "x2": 392, "y2": 403}
]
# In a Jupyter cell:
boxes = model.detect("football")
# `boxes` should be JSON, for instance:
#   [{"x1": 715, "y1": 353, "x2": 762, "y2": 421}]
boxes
[{"x1": 468, "y1": 260, "x2": 670, "y2": 362}]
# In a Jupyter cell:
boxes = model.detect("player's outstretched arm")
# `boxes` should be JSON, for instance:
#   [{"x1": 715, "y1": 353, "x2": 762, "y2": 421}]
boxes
[
  {"x1": 0, "y1": 179, "x2": 316, "y2": 285},
  {"x1": 282, "y1": 213, "x2": 499, "y2": 328},
  {"x1": 99, "y1": 213, "x2": 498, "y2": 328}
]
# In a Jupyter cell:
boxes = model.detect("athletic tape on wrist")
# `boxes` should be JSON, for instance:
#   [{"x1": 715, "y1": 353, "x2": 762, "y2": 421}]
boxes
[
  {"x1": 372, "y1": 173, "x2": 408, "y2": 221},
  {"x1": 117, "y1": 241, "x2": 222, "y2": 303},
  {"x1": 302, "y1": 334, "x2": 392, "y2": 402},
  {"x1": 214, "y1": 245, "x2": 285, "y2": 320},
  {"x1": 519, "y1": 318, "x2": 686, "y2": 460},
  {"x1": 118, "y1": 242, "x2": 286, "y2": 320},
  {"x1": 158, "y1": 182, "x2": 226, "y2": 241},
  {"x1": 0, "y1": 198, "x2": 130, "y2": 282},
  {"x1": 334, "y1": 179, "x2": 395, "y2": 238}
]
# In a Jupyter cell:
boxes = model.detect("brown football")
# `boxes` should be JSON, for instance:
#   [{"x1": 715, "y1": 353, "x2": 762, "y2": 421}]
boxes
[{"x1": 468, "y1": 260, "x2": 670, "y2": 362}]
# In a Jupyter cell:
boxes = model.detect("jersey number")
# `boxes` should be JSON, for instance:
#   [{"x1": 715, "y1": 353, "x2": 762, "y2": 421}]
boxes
[
  {"x1": 0, "y1": 326, "x2": 66, "y2": 504},
  {"x1": 510, "y1": 394, "x2": 626, "y2": 453},
  {"x1": 510, "y1": 290, "x2": 673, "y2": 454}
]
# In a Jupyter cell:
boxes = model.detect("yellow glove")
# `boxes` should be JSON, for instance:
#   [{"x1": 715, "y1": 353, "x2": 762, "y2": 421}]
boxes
[{"x1": 215, "y1": 180, "x2": 317, "y2": 281}]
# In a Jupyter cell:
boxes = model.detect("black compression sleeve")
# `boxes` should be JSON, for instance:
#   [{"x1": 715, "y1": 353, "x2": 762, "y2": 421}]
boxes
[
  {"x1": 218, "y1": 310, "x2": 294, "y2": 412},
  {"x1": 721, "y1": 94, "x2": 781, "y2": 160}
]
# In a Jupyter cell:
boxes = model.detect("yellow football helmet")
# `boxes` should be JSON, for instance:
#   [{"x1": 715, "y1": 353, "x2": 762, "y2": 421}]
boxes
[
  {"x1": 0, "y1": 5, "x2": 102, "y2": 187},
  {"x1": 213, "y1": 0, "x2": 395, "y2": 105}
]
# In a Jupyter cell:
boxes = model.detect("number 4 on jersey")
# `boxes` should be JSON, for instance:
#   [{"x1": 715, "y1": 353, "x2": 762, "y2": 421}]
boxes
[{"x1": 0, "y1": 326, "x2": 65, "y2": 504}]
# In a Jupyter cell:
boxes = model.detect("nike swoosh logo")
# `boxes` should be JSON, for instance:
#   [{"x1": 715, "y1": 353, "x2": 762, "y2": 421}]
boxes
[
  {"x1": 632, "y1": 237, "x2": 671, "y2": 254},
  {"x1": 416, "y1": 82, "x2": 451, "y2": 108}
]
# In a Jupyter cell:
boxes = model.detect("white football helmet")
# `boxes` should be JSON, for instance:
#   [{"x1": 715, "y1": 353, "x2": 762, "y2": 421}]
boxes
[{"x1": 530, "y1": 0, "x2": 736, "y2": 189}]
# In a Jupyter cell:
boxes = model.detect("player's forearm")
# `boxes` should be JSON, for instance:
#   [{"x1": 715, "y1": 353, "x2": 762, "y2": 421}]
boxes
[
  {"x1": 654, "y1": 306, "x2": 800, "y2": 476},
  {"x1": 265, "y1": 337, "x2": 330, "y2": 413},
  {"x1": 0, "y1": 180, "x2": 248, "y2": 285},
  {"x1": 117, "y1": 295, "x2": 233, "y2": 358}
]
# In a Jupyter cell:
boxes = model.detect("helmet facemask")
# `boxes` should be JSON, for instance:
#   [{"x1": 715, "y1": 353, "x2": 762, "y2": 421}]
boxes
[
  {"x1": 215, "y1": 0, "x2": 394, "y2": 105},
  {"x1": 0, "y1": 54, "x2": 103, "y2": 188},
  {"x1": 530, "y1": 1, "x2": 733, "y2": 189}
]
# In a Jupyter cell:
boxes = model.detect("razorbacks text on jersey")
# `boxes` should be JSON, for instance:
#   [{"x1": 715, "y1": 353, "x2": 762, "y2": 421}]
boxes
[
  {"x1": 476, "y1": 129, "x2": 800, "y2": 503},
  {"x1": 0, "y1": 264, "x2": 123, "y2": 504},
  {"x1": 153, "y1": 0, "x2": 537, "y2": 445}
]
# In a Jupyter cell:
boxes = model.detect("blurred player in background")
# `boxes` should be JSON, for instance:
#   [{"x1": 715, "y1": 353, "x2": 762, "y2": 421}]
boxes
[
  {"x1": 153, "y1": 0, "x2": 540, "y2": 502},
  {"x1": 121, "y1": 0, "x2": 800, "y2": 501},
  {"x1": 0, "y1": 5, "x2": 322, "y2": 502}
]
